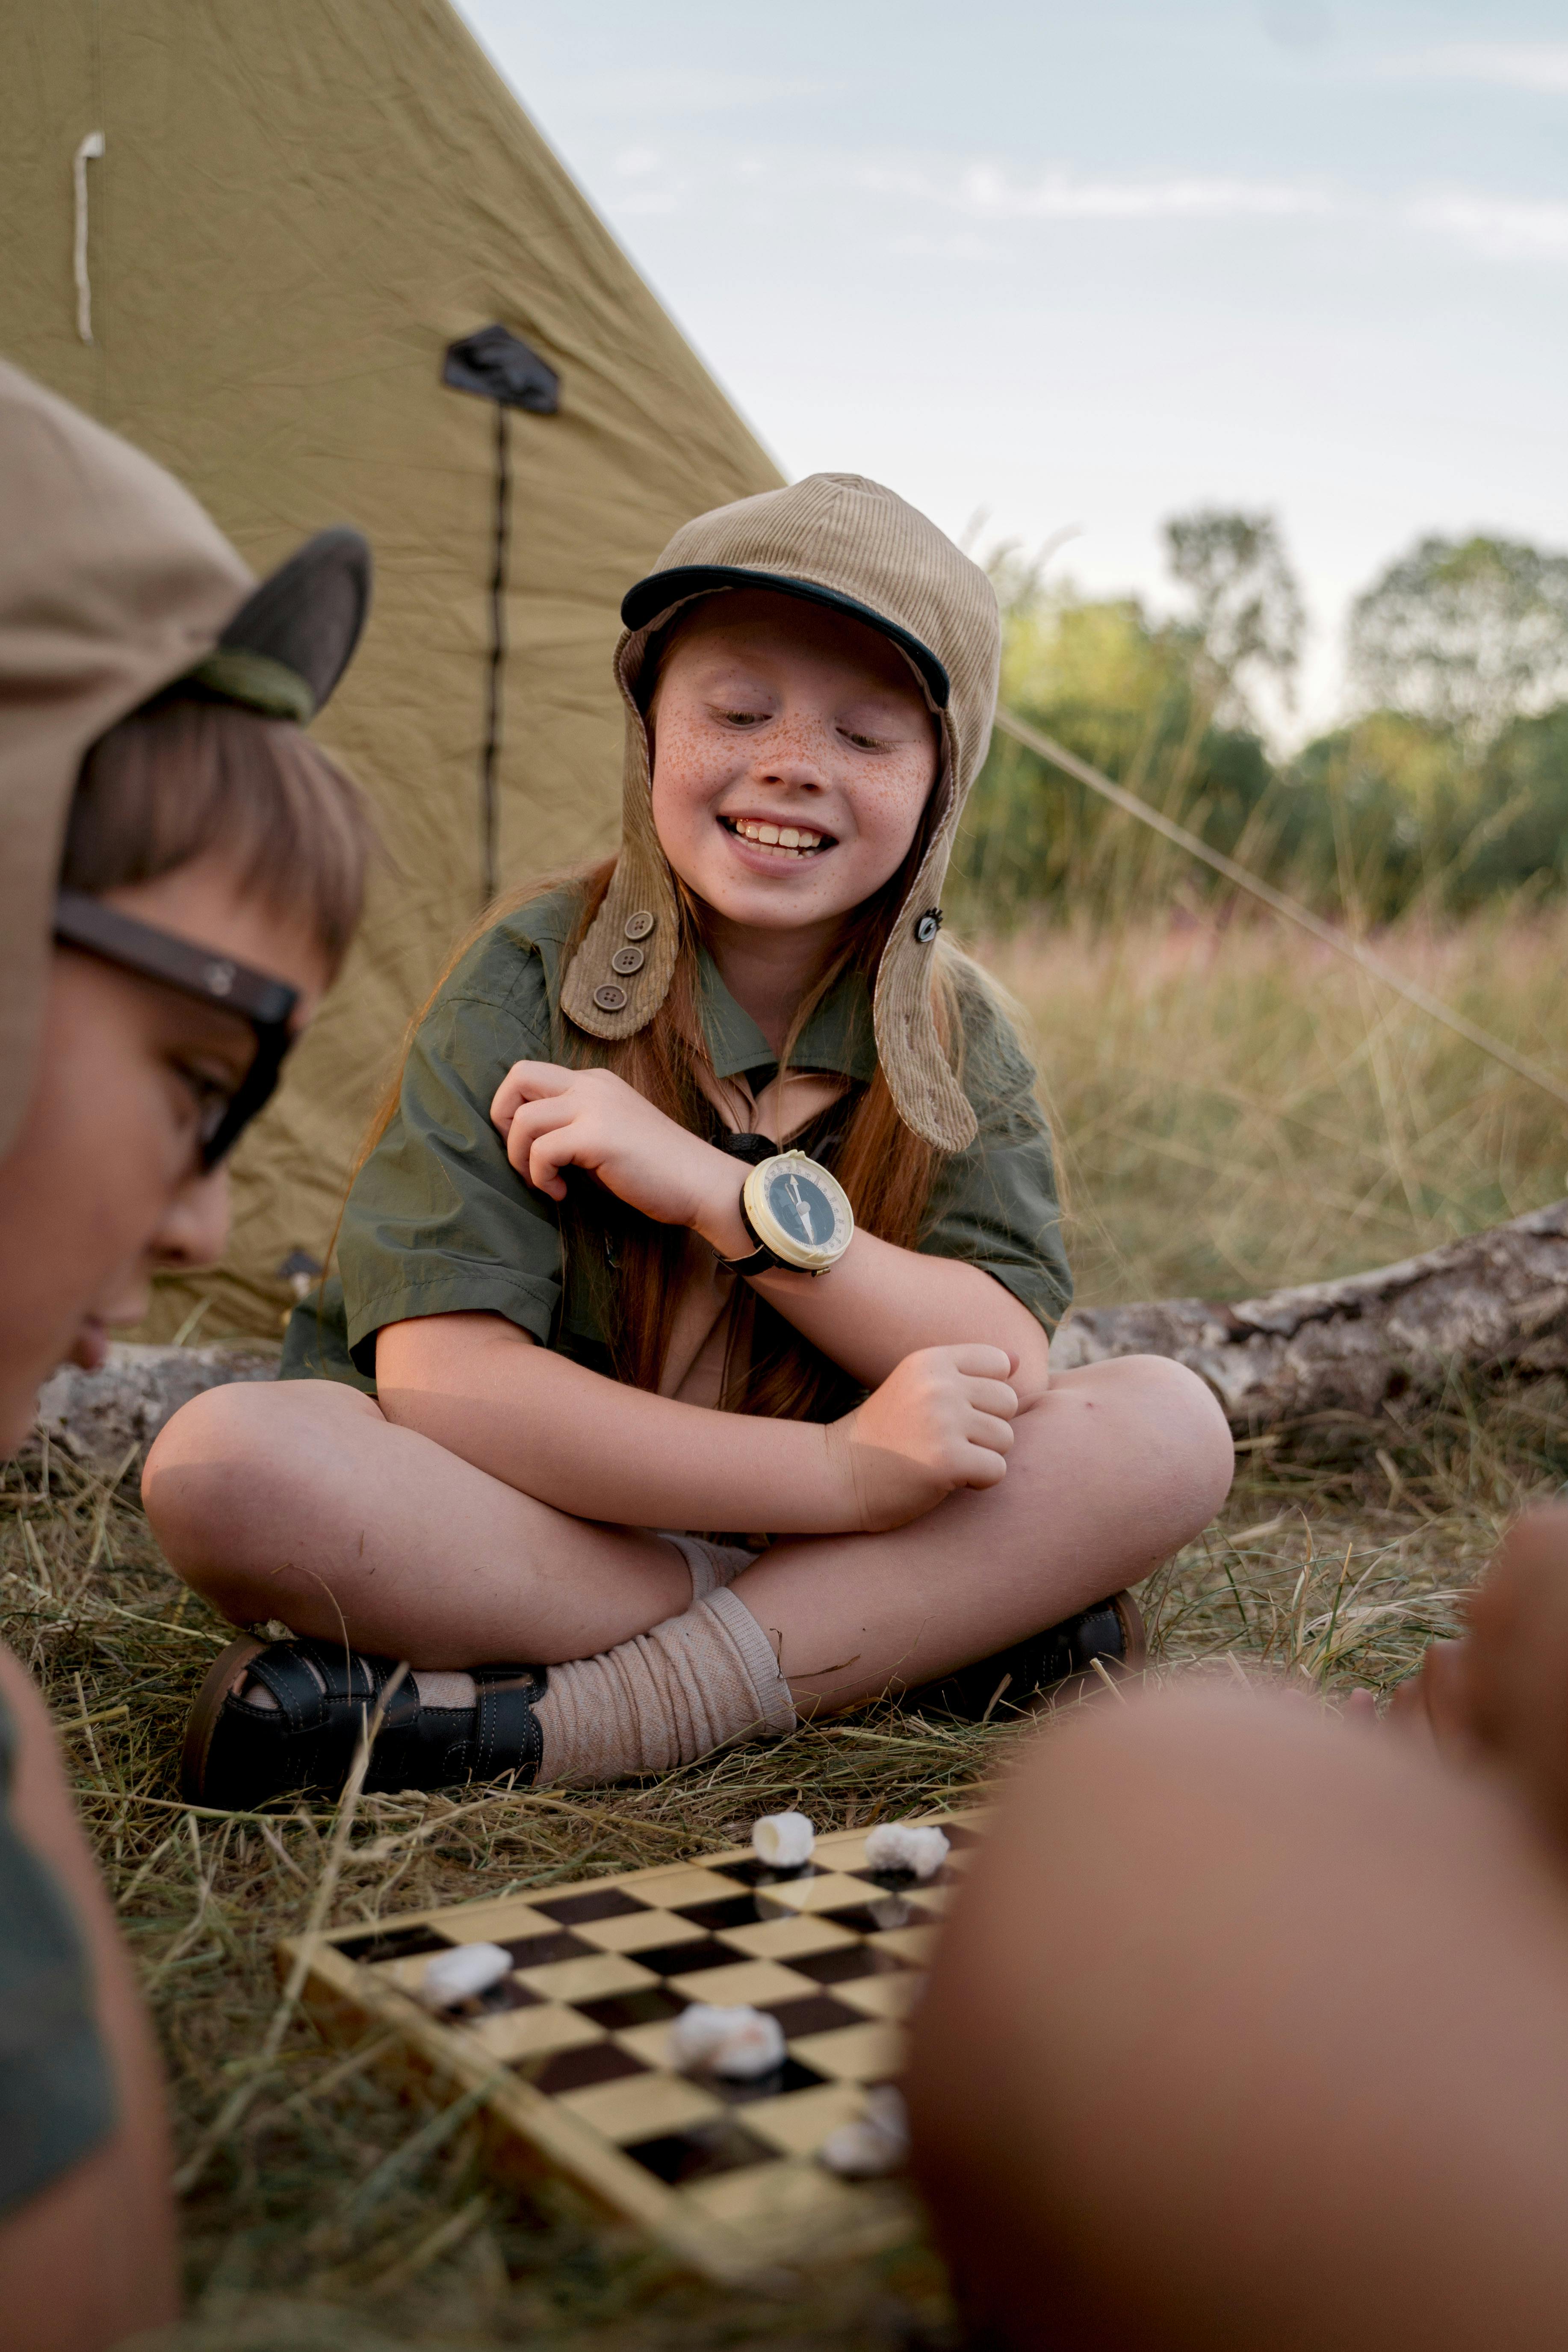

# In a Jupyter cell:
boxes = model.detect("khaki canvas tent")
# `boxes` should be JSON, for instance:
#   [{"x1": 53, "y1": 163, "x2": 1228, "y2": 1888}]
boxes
[{"x1": 1, "y1": 0, "x2": 782, "y2": 1340}]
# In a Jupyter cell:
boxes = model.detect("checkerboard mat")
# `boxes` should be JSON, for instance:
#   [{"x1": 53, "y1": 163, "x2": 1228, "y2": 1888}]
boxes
[{"x1": 281, "y1": 1807, "x2": 986, "y2": 2282}]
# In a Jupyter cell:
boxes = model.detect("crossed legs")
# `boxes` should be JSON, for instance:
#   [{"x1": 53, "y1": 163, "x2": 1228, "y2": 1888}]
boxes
[{"x1": 142, "y1": 1354, "x2": 1233, "y2": 1707}]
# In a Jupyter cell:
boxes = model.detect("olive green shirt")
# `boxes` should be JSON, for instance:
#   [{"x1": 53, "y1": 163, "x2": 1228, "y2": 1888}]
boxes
[
  {"x1": 283, "y1": 885, "x2": 1070, "y2": 1394},
  {"x1": 0, "y1": 1680, "x2": 116, "y2": 2219}
]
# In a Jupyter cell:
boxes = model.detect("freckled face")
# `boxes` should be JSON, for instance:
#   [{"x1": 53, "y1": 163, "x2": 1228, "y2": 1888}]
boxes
[{"x1": 647, "y1": 589, "x2": 941, "y2": 934}]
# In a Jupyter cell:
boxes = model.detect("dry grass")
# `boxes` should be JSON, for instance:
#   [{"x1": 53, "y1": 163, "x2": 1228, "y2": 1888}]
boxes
[
  {"x1": 989, "y1": 904, "x2": 1568, "y2": 1306},
  {"x1": 6, "y1": 906, "x2": 1568, "y2": 2348}
]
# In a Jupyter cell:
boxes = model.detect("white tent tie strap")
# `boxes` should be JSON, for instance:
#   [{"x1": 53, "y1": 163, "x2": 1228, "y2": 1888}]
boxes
[
  {"x1": 994, "y1": 703, "x2": 1568, "y2": 1114},
  {"x1": 72, "y1": 131, "x2": 104, "y2": 344}
]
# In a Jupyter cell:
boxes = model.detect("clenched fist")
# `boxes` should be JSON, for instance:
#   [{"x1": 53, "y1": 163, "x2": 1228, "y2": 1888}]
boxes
[{"x1": 830, "y1": 1344, "x2": 1020, "y2": 1532}]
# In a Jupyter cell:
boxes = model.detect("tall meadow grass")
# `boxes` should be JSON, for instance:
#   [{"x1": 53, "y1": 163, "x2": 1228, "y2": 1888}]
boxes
[{"x1": 982, "y1": 898, "x2": 1568, "y2": 1306}]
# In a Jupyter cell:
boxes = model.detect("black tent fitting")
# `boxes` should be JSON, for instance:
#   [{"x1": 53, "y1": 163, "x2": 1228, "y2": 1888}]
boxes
[{"x1": 443, "y1": 327, "x2": 561, "y2": 905}]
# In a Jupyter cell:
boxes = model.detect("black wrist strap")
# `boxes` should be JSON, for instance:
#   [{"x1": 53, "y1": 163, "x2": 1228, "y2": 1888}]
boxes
[{"x1": 716, "y1": 1182, "x2": 786, "y2": 1278}]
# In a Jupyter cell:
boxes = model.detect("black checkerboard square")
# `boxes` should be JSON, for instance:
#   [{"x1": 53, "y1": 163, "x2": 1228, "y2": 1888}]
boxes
[
  {"x1": 788, "y1": 1943, "x2": 912, "y2": 1987},
  {"x1": 823, "y1": 1898, "x2": 940, "y2": 1936},
  {"x1": 337, "y1": 1924, "x2": 455, "y2": 1963},
  {"x1": 670, "y1": 1891, "x2": 771, "y2": 1932},
  {"x1": 502, "y1": 1928, "x2": 596, "y2": 1968},
  {"x1": 851, "y1": 1864, "x2": 956, "y2": 1892},
  {"x1": 472, "y1": 1975, "x2": 542, "y2": 2015},
  {"x1": 526, "y1": 2042, "x2": 650, "y2": 2096},
  {"x1": 624, "y1": 2116, "x2": 775, "y2": 2185},
  {"x1": 534, "y1": 1886, "x2": 652, "y2": 1926},
  {"x1": 719, "y1": 1857, "x2": 818, "y2": 1890},
  {"x1": 633, "y1": 1936, "x2": 741, "y2": 1977},
  {"x1": 704, "y1": 2057, "x2": 826, "y2": 2105},
  {"x1": 762, "y1": 1992, "x2": 865, "y2": 2038},
  {"x1": 577, "y1": 1986, "x2": 685, "y2": 2030}
]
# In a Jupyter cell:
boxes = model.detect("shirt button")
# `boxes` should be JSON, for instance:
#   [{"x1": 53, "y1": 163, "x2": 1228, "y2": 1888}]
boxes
[
  {"x1": 592, "y1": 983, "x2": 628, "y2": 1012},
  {"x1": 623, "y1": 910, "x2": 656, "y2": 940},
  {"x1": 610, "y1": 945, "x2": 645, "y2": 975}
]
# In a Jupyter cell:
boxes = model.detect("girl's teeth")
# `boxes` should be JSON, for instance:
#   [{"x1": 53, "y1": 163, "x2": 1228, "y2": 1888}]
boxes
[{"x1": 732, "y1": 817, "x2": 822, "y2": 852}]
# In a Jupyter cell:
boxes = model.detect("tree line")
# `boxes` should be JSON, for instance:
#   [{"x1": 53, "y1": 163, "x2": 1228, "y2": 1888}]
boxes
[{"x1": 953, "y1": 514, "x2": 1568, "y2": 929}]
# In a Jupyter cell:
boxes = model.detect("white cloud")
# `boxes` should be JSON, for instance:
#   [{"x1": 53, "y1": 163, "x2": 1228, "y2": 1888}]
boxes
[
  {"x1": 1409, "y1": 193, "x2": 1568, "y2": 261},
  {"x1": 537, "y1": 68, "x2": 829, "y2": 117},
  {"x1": 962, "y1": 165, "x2": 1331, "y2": 222},
  {"x1": 613, "y1": 146, "x2": 662, "y2": 178},
  {"x1": 889, "y1": 231, "x2": 995, "y2": 261},
  {"x1": 1391, "y1": 42, "x2": 1568, "y2": 95},
  {"x1": 858, "y1": 160, "x2": 1333, "y2": 223}
]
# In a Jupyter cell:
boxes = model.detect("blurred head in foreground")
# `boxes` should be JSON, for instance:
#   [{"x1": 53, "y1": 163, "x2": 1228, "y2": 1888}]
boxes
[{"x1": 0, "y1": 361, "x2": 375, "y2": 1450}]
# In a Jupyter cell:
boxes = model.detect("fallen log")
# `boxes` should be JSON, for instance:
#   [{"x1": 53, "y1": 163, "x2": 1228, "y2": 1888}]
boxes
[
  {"x1": 1051, "y1": 1200, "x2": 1568, "y2": 1429},
  {"x1": 33, "y1": 1341, "x2": 280, "y2": 1473},
  {"x1": 26, "y1": 1200, "x2": 1568, "y2": 1469}
]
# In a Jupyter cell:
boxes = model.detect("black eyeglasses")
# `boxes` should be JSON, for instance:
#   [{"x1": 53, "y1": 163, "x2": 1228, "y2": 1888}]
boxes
[{"x1": 53, "y1": 890, "x2": 300, "y2": 1168}]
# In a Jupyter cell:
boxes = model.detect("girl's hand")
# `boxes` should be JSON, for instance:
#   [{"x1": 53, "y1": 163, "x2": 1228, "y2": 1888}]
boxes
[
  {"x1": 829, "y1": 1345, "x2": 1019, "y2": 1532},
  {"x1": 490, "y1": 1061, "x2": 747, "y2": 1244}
]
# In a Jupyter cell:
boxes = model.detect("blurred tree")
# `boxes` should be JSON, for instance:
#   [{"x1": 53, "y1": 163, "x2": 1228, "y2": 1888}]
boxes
[
  {"x1": 957, "y1": 521, "x2": 1568, "y2": 936},
  {"x1": 1349, "y1": 535, "x2": 1568, "y2": 751},
  {"x1": 1163, "y1": 508, "x2": 1305, "y2": 724},
  {"x1": 952, "y1": 582, "x2": 1276, "y2": 927}
]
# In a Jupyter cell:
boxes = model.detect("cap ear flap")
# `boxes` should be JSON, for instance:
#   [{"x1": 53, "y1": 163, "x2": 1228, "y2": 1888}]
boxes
[
  {"x1": 559, "y1": 621, "x2": 683, "y2": 1038},
  {"x1": 873, "y1": 735, "x2": 979, "y2": 1154},
  {"x1": 214, "y1": 527, "x2": 371, "y2": 717}
]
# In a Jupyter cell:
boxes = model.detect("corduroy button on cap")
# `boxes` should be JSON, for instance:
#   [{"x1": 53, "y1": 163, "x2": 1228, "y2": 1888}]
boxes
[{"x1": 559, "y1": 473, "x2": 1002, "y2": 1152}]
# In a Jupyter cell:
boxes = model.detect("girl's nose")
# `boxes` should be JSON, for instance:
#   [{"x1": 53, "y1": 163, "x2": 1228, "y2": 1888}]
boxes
[{"x1": 756, "y1": 728, "x2": 827, "y2": 791}]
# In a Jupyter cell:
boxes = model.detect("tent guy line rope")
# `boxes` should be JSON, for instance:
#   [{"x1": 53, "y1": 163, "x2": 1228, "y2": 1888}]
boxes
[{"x1": 992, "y1": 704, "x2": 1568, "y2": 1115}]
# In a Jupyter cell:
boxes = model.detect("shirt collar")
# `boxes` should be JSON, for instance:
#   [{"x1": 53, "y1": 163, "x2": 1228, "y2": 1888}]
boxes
[{"x1": 697, "y1": 946, "x2": 879, "y2": 1087}]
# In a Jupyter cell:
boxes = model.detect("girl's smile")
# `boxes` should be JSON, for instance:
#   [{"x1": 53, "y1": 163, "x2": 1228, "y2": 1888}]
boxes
[
  {"x1": 719, "y1": 810, "x2": 835, "y2": 863},
  {"x1": 647, "y1": 587, "x2": 940, "y2": 946}
]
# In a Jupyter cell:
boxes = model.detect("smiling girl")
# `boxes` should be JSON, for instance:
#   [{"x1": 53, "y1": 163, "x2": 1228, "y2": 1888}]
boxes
[{"x1": 146, "y1": 474, "x2": 1233, "y2": 1805}]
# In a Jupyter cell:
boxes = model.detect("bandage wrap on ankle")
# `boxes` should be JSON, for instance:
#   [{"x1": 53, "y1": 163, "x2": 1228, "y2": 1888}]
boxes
[{"x1": 534, "y1": 1589, "x2": 795, "y2": 1786}]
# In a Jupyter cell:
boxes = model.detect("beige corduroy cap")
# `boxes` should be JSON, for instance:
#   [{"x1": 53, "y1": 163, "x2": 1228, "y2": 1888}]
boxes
[
  {"x1": 0, "y1": 360, "x2": 369, "y2": 1163},
  {"x1": 559, "y1": 473, "x2": 1001, "y2": 1152}
]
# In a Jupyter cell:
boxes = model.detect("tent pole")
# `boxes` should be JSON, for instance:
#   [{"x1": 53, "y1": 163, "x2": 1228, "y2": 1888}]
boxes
[{"x1": 481, "y1": 400, "x2": 511, "y2": 907}]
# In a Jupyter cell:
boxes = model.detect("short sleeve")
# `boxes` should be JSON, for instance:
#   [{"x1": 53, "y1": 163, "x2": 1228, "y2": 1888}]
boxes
[
  {"x1": 0, "y1": 1683, "x2": 116, "y2": 2219},
  {"x1": 336, "y1": 946, "x2": 565, "y2": 1378},
  {"x1": 916, "y1": 969, "x2": 1072, "y2": 1333}
]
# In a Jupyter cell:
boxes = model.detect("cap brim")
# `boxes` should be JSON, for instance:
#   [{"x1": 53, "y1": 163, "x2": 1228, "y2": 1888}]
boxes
[{"x1": 620, "y1": 565, "x2": 950, "y2": 710}]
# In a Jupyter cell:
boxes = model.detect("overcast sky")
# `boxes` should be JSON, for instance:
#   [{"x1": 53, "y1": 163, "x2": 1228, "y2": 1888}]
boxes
[{"x1": 456, "y1": 2, "x2": 1568, "y2": 739}]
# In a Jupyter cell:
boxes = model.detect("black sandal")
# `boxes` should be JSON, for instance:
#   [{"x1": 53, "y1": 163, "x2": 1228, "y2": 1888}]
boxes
[
  {"x1": 902, "y1": 1590, "x2": 1147, "y2": 1723},
  {"x1": 181, "y1": 1635, "x2": 548, "y2": 1809}
]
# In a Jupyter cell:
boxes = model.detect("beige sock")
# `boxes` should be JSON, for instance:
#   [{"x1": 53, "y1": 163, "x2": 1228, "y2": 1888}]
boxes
[
  {"x1": 659, "y1": 1531, "x2": 757, "y2": 1604},
  {"x1": 535, "y1": 1587, "x2": 795, "y2": 1786}
]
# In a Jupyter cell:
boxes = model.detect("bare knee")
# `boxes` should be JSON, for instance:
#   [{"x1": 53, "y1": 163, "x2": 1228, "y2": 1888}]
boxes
[
  {"x1": 142, "y1": 1380, "x2": 378, "y2": 1620},
  {"x1": 1039, "y1": 1352, "x2": 1234, "y2": 1560}
]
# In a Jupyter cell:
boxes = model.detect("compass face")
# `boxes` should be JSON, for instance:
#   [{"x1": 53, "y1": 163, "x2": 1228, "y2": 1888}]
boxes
[
  {"x1": 747, "y1": 1152, "x2": 854, "y2": 1269},
  {"x1": 763, "y1": 1164, "x2": 837, "y2": 1248}
]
